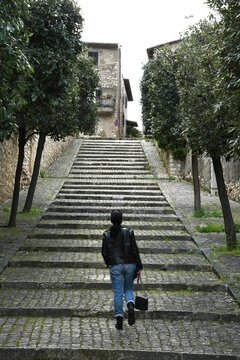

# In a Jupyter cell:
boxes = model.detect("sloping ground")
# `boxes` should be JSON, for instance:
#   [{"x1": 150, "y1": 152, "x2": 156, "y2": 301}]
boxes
[{"x1": 0, "y1": 139, "x2": 239, "y2": 360}]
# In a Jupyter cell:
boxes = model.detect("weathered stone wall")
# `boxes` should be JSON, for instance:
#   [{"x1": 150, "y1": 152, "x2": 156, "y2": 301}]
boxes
[
  {"x1": 0, "y1": 136, "x2": 18, "y2": 203},
  {"x1": 168, "y1": 150, "x2": 240, "y2": 202},
  {"x1": 0, "y1": 134, "x2": 74, "y2": 204},
  {"x1": 96, "y1": 115, "x2": 118, "y2": 138},
  {"x1": 182, "y1": 153, "x2": 240, "y2": 190},
  {"x1": 87, "y1": 45, "x2": 120, "y2": 138}
]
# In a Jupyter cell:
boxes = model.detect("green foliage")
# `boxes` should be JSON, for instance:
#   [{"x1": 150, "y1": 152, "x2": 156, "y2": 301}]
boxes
[
  {"x1": 195, "y1": 223, "x2": 225, "y2": 233},
  {"x1": 140, "y1": 47, "x2": 187, "y2": 159},
  {"x1": 175, "y1": 20, "x2": 233, "y2": 158},
  {"x1": 211, "y1": 244, "x2": 240, "y2": 255},
  {"x1": 0, "y1": 0, "x2": 32, "y2": 141},
  {"x1": 196, "y1": 222, "x2": 240, "y2": 233},
  {"x1": 22, "y1": 0, "x2": 83, "y2": 140},
  {"x1": 206, "y1": 0, "x2": 240, "y2": 156},
  {"x1": 2, "y1": 206, "x2": 10, "y2": 213},
  {"x1": 193, "y1": 208, "x2": 223, "y2": 218},
  {"x1": 39, "y1": 169, "x2": 47, "y2": 178},
  {"x1": 126, "y1": 124, "x2": 142, "y2": 138},
  {"x1": 21, "y1": 207, "x2": 42, "y2": 216},
  {"x1": 74, "y1": 54, "x2": 99, "y2": 135}
]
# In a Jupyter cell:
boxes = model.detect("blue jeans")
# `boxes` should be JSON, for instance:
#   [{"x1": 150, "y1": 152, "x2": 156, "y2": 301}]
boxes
[{"x1": 109, "y1": 263, "x2": 136, "y2": 317}]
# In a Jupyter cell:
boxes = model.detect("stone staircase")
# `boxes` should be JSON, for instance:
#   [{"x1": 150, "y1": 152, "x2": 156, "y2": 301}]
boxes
[{"x1": 0, "y1": 139, "x2": 239, "y2": 359}]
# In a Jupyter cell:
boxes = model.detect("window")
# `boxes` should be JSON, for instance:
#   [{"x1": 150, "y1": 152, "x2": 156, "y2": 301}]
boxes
[
  {"x1": 88, "y1": 51, "x2": 99, "y2": 65},
  {"x1": 96, "y1": 89, "x2": 102, "y2": 99}
]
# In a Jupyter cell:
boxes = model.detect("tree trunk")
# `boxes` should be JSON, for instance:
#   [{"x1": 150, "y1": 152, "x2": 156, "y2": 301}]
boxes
[
  {"x1": 192, "y1": 153, "x2": 201, "y2": 212},
  {"x1": 8, "y1": 126, "x2": 27, "y2": 227},
  {"x1": 212, "y1": 156, "x2": 237, "y2": 250},
  {"x1": 23, "y1": 132, "x2": 46, "y2": 212}
]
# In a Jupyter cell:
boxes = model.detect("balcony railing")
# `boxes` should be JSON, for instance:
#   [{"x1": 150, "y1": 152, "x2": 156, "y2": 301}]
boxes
[
  {"x1": 97, "y1": 98, "x2": 115, "y2": 114},
  {"x1": 97, "y1": 98, "x2": 115, "y2": 109}
]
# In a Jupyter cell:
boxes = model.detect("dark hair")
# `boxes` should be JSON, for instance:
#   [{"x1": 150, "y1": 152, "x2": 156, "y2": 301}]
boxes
[{"x1": 111, "y1": 209, "x2": 122, "y2": 225}]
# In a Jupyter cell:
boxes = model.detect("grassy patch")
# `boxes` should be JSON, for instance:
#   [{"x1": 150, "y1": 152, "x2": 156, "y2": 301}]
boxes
[
  {"x1": 193, "y1": 208, "x2": 222, "y2": 218},
  {"x1": 195, "y1": 223, "x2": 224, "y2": 233},
  {"x1": 20, "y1": 207, "x2": 42, "y2": 217},
  {"x1": 211, "y1": 244, "x2": 240, "y2": 255},
  {"x1": 196, "y1": 222, "x2": 240, "y2": 233},
  {"x1": 2, "y1": 206, "x2": 10, "y2": 213},
  {"x1": 235, "y1": 222, "x2": 240, "y2": 232},
  {"x1": 40, "y1": 169, "x2": 47, "y2": 178}
]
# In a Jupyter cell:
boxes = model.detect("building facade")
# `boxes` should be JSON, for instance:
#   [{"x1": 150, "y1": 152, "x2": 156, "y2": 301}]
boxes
[
  {"x1": 147, "y1": 39, "x2": 181, "y2": 60},
  {"x1": 85, "y1": 42, "x2": 133, "y2": 138}
]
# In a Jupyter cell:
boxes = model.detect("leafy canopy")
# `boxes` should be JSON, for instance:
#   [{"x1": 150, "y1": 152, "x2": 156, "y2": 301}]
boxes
[
  {"x1": 175, "y1": 20, "x2": 232, "y2": 158},
  {"x1": 141, "y1": 47, "x2": 186, "y2": 158},
  {"x1": 0, "y1": 0, "x2": 32, "y2": 141}
]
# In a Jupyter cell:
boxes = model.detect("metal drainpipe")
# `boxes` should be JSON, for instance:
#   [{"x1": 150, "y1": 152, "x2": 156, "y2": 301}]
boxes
[{"x1": 117, "y1": 46, "x2": 122, "y2": 139}]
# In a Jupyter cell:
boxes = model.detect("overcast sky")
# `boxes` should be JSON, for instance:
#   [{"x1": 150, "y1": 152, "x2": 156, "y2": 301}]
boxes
[{"x1": 77, "y1": 0, "x2": 211, "y2": 129}]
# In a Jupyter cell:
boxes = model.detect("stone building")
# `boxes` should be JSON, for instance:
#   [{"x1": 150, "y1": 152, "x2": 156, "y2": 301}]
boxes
[
  {"x1": 85, "y1": 42, "x2": 133, "y2": 138},
  {"x1": 147, "y1": 39, "x2": 181, "y2": 59}
]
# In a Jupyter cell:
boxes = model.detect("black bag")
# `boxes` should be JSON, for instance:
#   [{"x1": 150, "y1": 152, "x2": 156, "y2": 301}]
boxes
[
  {"x1": 135, "y1": 295, "x2": 148, "y2": 311},
  {"x1": 135, "y1": 276, "x2": 148, "y2": 311}
]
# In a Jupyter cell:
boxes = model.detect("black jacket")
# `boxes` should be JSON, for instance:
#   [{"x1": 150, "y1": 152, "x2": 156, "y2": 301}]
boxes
[{"x1": 102, "y1": 227, "x2": 143, "y2": 271}]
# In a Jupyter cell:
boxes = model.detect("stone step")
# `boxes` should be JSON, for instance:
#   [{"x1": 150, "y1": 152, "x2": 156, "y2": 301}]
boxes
[
  {"x1": 52, "y1": 199, "x2": 170, "y2": 207},
  {"x1": 69, "y1": 169, "x2": 151, "y2": 175},
  {"x1": 9, "y1": 252, "x2": 212, "y2": 271},
  {"x1": 82, "y1": 139, "x2": 141, "y2": 143},
  {"x1": 80, "y1": 147, "x2": 143, "y2": 152},
  {"x1": 63, "y1": 178, "x2": 158, "y2": 184},
  {"x1": 62, "y1": 183, "x2": 160, "y2": 190},
  {"x1": 20, "y1": 239, "x2": 201, "y2": 255},
  {"x1": 68, "y1": 174, "x2": 155, "y2": 179},
  {"x1": 73, "y1": 160, "x2": 148, "y2": 165},
  {"x1": 71, "y1": 166, "x2": 149, "y2": 171},
  {"x1": 43, "y1": 212, "x2": 178, "y2": 222},
  {"x1": 36, "y1": 220, "x2": 184, "y2": 231},
  {"x1": 60, "y1": 188, "x2": 162, "y2": 196},
  {"x1": 0, "y1": 317, "x2": 239, "y2": 359},
  {"x1": 56, "y1": 194, "x2": 166, "y2": 202},
  {"x1": 30, "y1": 228, "x2": 192, "y2": 241},
  {"x1": 76, "y1": 153, "x2": 145, "y2": 159},
  {"x1": 81, "y1": 141, "x2": 143, "y2": 146},
  {"x1": 47, "y1": 205, "x2": 175, "y2": 215},
  {"x1": 0, "y1": 289, "x2": 239, "y2": 321},
  {"x1": 0, "y1": 268, "x2": 226, "y2": 291},
  {"x1": 80, "y1": 146, "x2": 143, "y2": 151},
  {"x1": 77, "y1": 148, "x2": 144, "y2": 153},
  {"x1": 76, "y1": 154, "x2": 146, "y2": 159},
  {"x1": 72, "y1": 163, "x2": 149, "y2": 168}
]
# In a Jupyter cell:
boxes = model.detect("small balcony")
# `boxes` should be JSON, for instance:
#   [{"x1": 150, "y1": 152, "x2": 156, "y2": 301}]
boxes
[{"x1": 97, "y1": 97, "x2": 115, "y2": 113}]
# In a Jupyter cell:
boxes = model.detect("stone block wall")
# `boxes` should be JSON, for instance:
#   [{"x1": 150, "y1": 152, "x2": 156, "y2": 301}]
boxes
[
  {"x1": 157, "y1": 145, "x2": 240, "y2": 202},
  {"x1": 0, "y1": 134, "x2": 74, "y2": 204},
  {"x1": 96, "y1": 116, "x2": 118, "y2": 138}
]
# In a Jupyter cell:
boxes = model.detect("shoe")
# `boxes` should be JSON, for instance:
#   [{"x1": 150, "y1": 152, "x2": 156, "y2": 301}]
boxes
[
  {"x1": 115, "y1": 316, "x2": 123, "y2": 330},
  {"x1": 127, "y1": 301, "x2": 135, "y2": 326}
]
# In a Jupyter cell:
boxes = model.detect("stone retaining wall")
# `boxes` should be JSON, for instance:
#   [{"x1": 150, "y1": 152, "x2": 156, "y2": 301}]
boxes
[
  {"x1": 158, "y1": 147, "x2": 240, "y2": 202},
  {"x1": 0, "y1": 134, "x2": 74, "y2": 204}
]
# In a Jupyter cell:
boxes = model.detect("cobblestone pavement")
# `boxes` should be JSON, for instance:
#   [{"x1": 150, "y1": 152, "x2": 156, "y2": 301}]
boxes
[
  {"x1": 142, "y1": 139, "x2": 240, "y2": 303},
  {"x1": 0, "y1": 138, "x2": 239, "y2": 359}
]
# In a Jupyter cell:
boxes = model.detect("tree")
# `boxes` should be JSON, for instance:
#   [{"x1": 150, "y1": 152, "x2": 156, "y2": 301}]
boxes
[
  {"x1": 140, "y1": 47, "x2": 186, "y2": 159},
  {"x1": 22, "y1": 0, "x2": 98, "y2": 213},
  {"x1": 141, "y1": 46, "x2": 200, "y2": 211},
  {"x1": 0, "y1": 0, "x2": 34, "y2": 227},
  {"x1": 206, "y1": 0, "x2": 240, "y2": 155},
  {"x1": 0, "y1": 0, "x2": 32, "y2": 140},
  {"x1": 175, "y1": 20, "x2": 237, "y2": 249}
]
